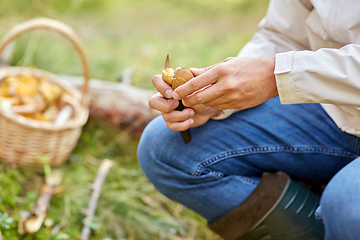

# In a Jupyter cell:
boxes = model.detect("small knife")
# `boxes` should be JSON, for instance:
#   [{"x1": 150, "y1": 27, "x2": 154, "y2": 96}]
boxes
[{"x1": 163, "y1": 54, "x2": 192, "y2": 144}]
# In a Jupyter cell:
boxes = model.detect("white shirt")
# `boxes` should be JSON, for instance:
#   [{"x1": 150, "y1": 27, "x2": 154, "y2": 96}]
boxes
[{"x1": 216, "y1": 0, "x2": 360, "y2": 137}]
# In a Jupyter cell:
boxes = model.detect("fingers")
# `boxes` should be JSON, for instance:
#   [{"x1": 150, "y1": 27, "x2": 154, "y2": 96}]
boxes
[
  {"x1": 162, "y1": 108, "x2": 194, "y2": 131},
  {"x1": 152, "y1": 74, "x2": 173, "y2": 98},
  {"x1": 162, "y1": 107, "x2": 194, "y2": 122},
  {"x1": 172, "y1": 58, "x2": 234, "y2": 100},
  {"x1": 148, "y1": 92, "x2": 179, "y2": 112},
  {"x1": 182, "y1": 82, "x2": 225, "y2": 107},
  {"x1": 173, "y1": 70, "x2": 218, "y2": 100},
  {"x1": 165, "y1": 118, "x2": 194, "y2": 131},
  {"x1": 148, "y1": 93, "x2": 195, "y2": 131}
]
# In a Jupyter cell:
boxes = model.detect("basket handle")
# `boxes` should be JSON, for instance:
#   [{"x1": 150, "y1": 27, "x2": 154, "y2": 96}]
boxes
[{"x1": 0, "y1": 18, "x2": 90, "y2": 105}]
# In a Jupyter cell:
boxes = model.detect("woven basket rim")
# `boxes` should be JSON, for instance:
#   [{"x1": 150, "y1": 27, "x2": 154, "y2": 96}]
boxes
[{"x1": 0, "y1": 66, "x2": 89, "y2": 130}]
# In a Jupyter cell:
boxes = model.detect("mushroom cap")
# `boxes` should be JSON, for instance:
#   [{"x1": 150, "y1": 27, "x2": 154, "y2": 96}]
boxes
[{"x1": 172, "y1": 68, "x2": 194, "y2": 90}]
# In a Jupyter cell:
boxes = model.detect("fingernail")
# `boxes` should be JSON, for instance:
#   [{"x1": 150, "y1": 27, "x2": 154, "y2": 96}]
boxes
[
  {"x1": 189, "y1": 119, "x2": 194, "y2": 126},
  {"x1": 173, "y1": 92, "x2": 179, "y2": 100},
  {"x1": 189, "y1": 110, "x2": 194, "y2": 117},
  {"x1": 165, "y1": 89, "x2": 172, "y2": 98}
]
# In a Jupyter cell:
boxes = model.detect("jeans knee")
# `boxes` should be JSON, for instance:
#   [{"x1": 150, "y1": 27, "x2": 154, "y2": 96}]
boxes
[
  {"x1": 319, "y1": 159, "x2": 360, "y2": 239},
  {"x1": 137, "y1": 116, "x2": 180, "y2": 194},
  {"x1": 137, "y1": 117, "x2": 162, "y2": 181},
  {"x1": 321, "y1": 160, "x2": 360, "y2": 221},
  {"x1": 321, "y1": 185, "x2": 356, "y2": 223}
]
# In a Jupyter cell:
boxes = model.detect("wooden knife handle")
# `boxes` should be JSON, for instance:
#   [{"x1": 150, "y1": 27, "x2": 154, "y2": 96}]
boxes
[{"x1": 176, "y1": 100, "x2": 191, "y2": 144}]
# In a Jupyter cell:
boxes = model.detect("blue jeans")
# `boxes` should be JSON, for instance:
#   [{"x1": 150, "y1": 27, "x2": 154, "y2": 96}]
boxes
[{"x1": 137, "y1": 97, "x2": 360, "y2": 240}]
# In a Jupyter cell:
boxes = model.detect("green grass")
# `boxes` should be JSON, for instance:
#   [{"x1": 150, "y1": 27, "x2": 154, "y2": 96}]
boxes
[
  {"x1": 0, "y1": 0, "x2": 269, "y2": 239},
  {"x1": 0, "y1": 120, "x2": 219, "y2": 240}
]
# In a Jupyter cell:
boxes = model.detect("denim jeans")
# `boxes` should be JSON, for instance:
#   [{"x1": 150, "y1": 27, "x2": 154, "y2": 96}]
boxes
[{"x1": 137, "y1": 97, "x2": 360, "y2": 240}]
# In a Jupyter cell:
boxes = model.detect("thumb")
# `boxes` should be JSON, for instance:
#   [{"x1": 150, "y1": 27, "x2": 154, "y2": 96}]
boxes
[
  {"x1": 189, "y1": 67, "x2": 206, "y2": 77},
  {"x1": 190, "y1": 62, "x2": 221, "y2": 77}
]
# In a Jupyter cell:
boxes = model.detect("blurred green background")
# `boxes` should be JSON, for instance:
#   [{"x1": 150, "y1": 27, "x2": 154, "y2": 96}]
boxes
[{"x1": 0, "y1": 0, "x2": 269, "y2": 239}]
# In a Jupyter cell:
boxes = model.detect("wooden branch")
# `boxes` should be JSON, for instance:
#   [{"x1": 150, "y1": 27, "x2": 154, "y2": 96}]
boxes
[
  {"x1": 22, "y1": 170, "x2": 63, "y2": 234},
  {"x1": 60, "y1": 75, "x2": 160, "y2": 138},
  {"x1": 80, "y1": 159, "x2": 113, "y2": 240}
]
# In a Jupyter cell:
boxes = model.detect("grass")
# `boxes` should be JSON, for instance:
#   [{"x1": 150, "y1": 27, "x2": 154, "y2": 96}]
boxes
[
  {"x1": 0, "y1": 0, "x2": 269, "y2": 239},
  {"x1": 0, "y1": 120, "x2": 219, "y2": 240}
]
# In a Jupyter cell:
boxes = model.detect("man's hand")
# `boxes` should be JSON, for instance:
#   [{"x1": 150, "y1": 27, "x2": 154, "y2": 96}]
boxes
[
  {"x1": 148, "y1": 74, "x2": 220, "y2": 132},
  {"x1": 172, "y1": 57, "x2": 278, "y2": 111}
]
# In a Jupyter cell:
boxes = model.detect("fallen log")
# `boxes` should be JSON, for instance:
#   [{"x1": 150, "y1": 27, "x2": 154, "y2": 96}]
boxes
[{"x1": 60, "y1": 75, "x2": 160, "y2": 138}]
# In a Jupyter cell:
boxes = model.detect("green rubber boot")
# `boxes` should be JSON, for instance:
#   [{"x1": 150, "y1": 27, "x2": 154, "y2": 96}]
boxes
[{"x1": 208, "y1": 171, "x2": 324, "y2": 240}]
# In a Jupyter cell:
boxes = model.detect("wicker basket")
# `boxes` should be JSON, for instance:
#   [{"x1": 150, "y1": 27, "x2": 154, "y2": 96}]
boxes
[{"x1": 0, "y1": 18, "x2": 90, "y2": 167}]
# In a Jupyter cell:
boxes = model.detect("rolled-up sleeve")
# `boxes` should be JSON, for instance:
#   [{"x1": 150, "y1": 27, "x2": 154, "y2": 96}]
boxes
[{"x1": 275, "y1": 45, "x2": 360, "y2": 107}]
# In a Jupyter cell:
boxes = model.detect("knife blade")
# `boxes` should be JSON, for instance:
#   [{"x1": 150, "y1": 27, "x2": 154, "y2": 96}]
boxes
[{"x1": 165, "y1": 54, "x2": 171, "y2": 69}]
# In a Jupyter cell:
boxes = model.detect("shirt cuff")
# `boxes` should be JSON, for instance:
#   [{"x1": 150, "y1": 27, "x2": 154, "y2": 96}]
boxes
[
  {"x1": 274, "y1": 51, "x2": 297, "y2": 104},
  {"x1": 211, "y1": 109, "x2": 238, "y2": 120}
]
